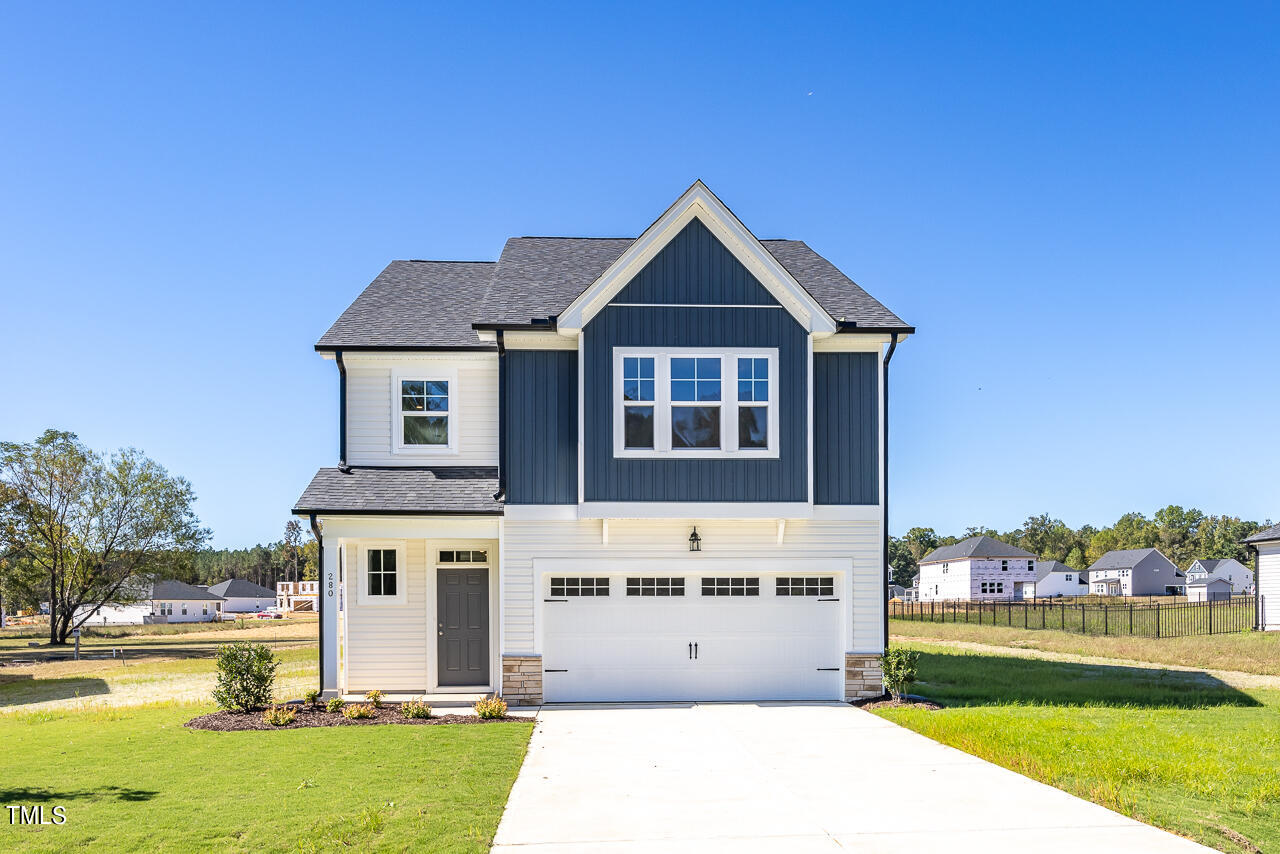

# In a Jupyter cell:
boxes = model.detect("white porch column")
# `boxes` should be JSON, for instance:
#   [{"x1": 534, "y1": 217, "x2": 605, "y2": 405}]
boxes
[{"x1": 320, "y1": 538, "x2": 340, "y2": 695}]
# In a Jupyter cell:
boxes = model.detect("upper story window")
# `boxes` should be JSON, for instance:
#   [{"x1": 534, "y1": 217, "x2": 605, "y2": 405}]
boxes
[
  {"x1": 394, "y1": 370, "x2": 458, "y2": 454},
  {"x1": 613, "y1": 349, "x2": 778, "y2": 459}
]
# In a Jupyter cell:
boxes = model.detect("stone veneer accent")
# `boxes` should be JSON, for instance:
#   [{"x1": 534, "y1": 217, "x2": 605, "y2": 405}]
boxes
[
  {"x1": 844, "y1": 653, "x2": 884, "y2": 701},
  {"x1": 501, "y1": 655, "x2": 543, "y2": 705}
]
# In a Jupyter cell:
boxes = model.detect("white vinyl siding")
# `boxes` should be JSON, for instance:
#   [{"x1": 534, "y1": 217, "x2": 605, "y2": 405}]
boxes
[
  {"x1": 1259, "y1": 543, "x2": 1280, "y2": 631},
  {"x1": 502, "y1": 518, "x2": 883, "y2": 655},
  {"x1": 343, "y1": 354, "x2": 498, "y2": 466},
  {"x1": 343, "y1": 539, "x2": 429, "y2": 692}
]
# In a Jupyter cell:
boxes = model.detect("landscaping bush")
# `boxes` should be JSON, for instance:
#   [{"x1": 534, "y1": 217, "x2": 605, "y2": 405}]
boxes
[
  {"x1": 881, "y1": 647, "x2": 920, "y2": 700},
  {"x1": 342, "y1": 703, "x2": 377, "y2": 720},
  {"x1": 400, "y1": 700, "x2": 431, "y2": 719},
  {"x1": 365, "y1": 689, "x2": 384, "y2": 708},
  {"x1": 325, "y1": 697, "x2": 345, "y2": 713},
  {"x1": 211, "y1": 642, "x2": 278, "y2": 712},
  {"x1": 263, "y1": 705, "x2": 296, "y2": 726},
  {"x1": 474, "y1": 695, "x2": 508, "y2": 719},
  {"x1": 304, "y1": 689, "x2": 320, "y2": 708}
]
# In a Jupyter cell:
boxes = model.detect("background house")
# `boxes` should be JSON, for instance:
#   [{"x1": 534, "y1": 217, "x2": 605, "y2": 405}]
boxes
[
  {"x1": 1186, "y1": 558, "x2": 1253, "y2": 594},
  {"x1": 917, "y1": 536, "x2": 1039, "y2": 601},
  {"x1": 276, "y1": 581, "x2": 318, "y2": 612},
  {"x1": 77, "y1": 580, "x2": 224, "y2": 625},
  {"x1": 1245, "y1": 523, "x2": 1280, "y2": 631},
  {"x1": 1186, "y1": 576, "x2": 1232, "y2": 602},
  {"x1": 208, "y1": 579, "x2": 277, "y2": 613},
  {"x1": 1087, "y1": 548, "x2": 1184, "y2": 596},
  {"x1": 1026, "y1": 560, "x2": 1085, "y2": 598}
]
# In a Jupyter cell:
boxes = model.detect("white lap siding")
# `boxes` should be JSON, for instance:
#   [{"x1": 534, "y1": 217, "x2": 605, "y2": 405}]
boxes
[
  {"x1": 343, "y1": 353, "x2": 498, "y2": 467},
  {"x1": 1260, "y1": 543, "x2": 1280, "y2": 631},
  {"x1": 343, "y1": 539, "x2": 430, "y2": 692},
  {"x1": 501, "y1": 518, "x2": 884, "y2": 656}
]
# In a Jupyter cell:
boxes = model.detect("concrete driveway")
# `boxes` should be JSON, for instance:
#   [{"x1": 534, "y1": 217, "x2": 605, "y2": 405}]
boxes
[{"x1": 492, "y1": 703, "x2": 1210, "y2": 853}]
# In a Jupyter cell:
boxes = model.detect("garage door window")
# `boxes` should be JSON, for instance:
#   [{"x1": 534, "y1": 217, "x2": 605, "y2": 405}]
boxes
[
  {"x1": 701, "y1": 577, "x2": 760, "y2": 596},
  {"x1": 626, "y1": 577, "x2": 685, "y2": 597},
  {"x1": 775, "y1": 577, "x2": 834, "y2": 597},
  {"x1": 550, "y1": 577, "x2": 610, "y2": 597}
]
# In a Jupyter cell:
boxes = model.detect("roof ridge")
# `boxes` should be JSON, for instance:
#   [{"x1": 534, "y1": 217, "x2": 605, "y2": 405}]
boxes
[{"x1": 401, "y1": 259, "x2": 496, "y2": 264}]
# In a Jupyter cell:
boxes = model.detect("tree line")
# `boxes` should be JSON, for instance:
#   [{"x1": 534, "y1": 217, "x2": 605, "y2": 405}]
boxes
[{"x1": 889, "y1": 507, "x2": 1267, "y2": 588}]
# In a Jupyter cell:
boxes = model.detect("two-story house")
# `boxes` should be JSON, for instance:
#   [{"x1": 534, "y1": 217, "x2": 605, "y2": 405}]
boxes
[
  {"x1": 292, "y1": 182, "x2": 911, "y2": 704},
  {"x1": 916, "y1": 536, "x2": 1039, "y2": 601},
  {"x1": 1185, "y1": 558, "x2": 1253, "y2": 594},
  {"x1": 1086, "y1": 548, "x2": 1184, "y2": 596}
]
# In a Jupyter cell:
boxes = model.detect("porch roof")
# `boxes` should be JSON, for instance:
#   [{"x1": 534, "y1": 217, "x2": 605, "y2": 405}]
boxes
[{"x1": 293, "y1": 467, "x2": 503, "y2": 516}]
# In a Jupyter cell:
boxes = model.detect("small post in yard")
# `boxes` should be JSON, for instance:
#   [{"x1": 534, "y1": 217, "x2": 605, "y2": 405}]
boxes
[
  {"x1": 1104, "y1": 604, "x2": 1108, "y2": 635},
  {"x1": 1209, "y1": 597, "x2": 1214, "y2": 635},
  {"x1": 72, "y1": 628, "x2": 80, "y2": 661}
]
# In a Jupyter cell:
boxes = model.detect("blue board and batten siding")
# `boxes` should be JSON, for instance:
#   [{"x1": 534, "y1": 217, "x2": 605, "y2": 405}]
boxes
[
  {"x1": 813, "y1": 353, "x2": 879, "y2": 504},
  {"x1": 502, "y1": 350, "x2": 577, "y2": 504},
  {"x1": 583, "y1": 217, "x2": 808, "y2": 503}
]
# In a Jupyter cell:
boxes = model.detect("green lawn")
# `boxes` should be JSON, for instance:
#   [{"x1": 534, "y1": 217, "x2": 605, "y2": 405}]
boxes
[
  {"x1": 874, "y1": 642, "x2": 1280, "y2": 853},
  {"x1": 0, "y1": 704, "x2": 533, "y2": 853},
  {"x1": 890, "y1": 618, "x2": 1280, "y2": 677}
]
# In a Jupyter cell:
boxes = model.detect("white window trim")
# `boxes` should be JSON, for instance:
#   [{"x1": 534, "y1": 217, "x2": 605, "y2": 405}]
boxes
[
  {"x1": 611, "y1": 347, "x2": 780, "y2": 460},
  {"x1": 357, "y1": 541, "x2": 408, "y2": 606},
  {"x1": 391, "y1": 368, "x2": 459, "y2": 456}
]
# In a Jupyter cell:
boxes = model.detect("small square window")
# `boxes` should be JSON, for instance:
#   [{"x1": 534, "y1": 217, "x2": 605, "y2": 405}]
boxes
[
  {"x1": 775, "y1": 577, "x2": 835, "y2": 597},
  {"x1": 368, "y1": 548, "x2": 398, "y2": 597},
  {"x1": 701, "y1": 577, "x2": 759, "y2": 597},
  {"x1": 626, "y1": 577, "x2": 685, "y2": 597},
  {"x1": 550, "y1": 577, "x2": 610, "y2": 597}
]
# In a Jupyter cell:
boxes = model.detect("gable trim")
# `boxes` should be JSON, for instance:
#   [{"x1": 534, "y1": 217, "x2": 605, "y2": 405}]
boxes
[{"x1": 556, "y1": 181, "x2": 838, "y2": 335}]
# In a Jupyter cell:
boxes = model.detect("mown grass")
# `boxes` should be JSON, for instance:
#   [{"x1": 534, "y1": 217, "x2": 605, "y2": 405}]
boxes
[
  {"x1": 0, "y1": 703, "x2": 533, "y2": 853},
  {"x1": 874, "y1": 642, "x2": 1280, "y2": 853},
  {"x1": 890, "y1": 618, "x2": 1280, "y2": 676}
]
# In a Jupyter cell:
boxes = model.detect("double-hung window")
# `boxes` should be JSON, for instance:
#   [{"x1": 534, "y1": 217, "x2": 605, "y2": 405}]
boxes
[
  {"x1": 394, "y1": 370, "x2": 457, "y2": 454},
  {"x1": 613, "y1": 349, "x2": 777, "y2": 458}
]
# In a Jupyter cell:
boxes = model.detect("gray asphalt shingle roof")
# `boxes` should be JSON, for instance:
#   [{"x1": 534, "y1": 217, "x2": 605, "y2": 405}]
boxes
[
  {"x1": 208, "y1": 579, "x2": 276, "y2": 599},
  {"x1": 150, "y1": 580, "x2": 223, "y2": 601},
  {"x1": 1033, "y1": 559, "x2": 1082, "y2": 583},
  {"x1": 293, "y1": 467, "x2": 502, "y2": 515},
  {"x1": 315, "y1": 234, "x2": 910, "y2": 350},
  {"x1": 1245, "y1": 522, "x2": 1280, "y2": 544},
  {"x1": 919, "y1": 535, "x2": 1037, "y2": 565},
  {"x1": 1086, "y1": 548, "x2": 1170, "y2": 571}
]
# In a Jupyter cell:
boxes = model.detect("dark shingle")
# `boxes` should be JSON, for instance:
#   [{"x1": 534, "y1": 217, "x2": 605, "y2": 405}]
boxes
[
  {"x1": 314, "y1": 236, "x2": 910, "y2": 350},
  {"x1": 150, "y1": 580, "x2": 224, "y2": 601},
  {"x1": 1245, "y1": 522, "x2": 1280, "y2": 544},
  {"x1": 919, "y1": 535, "x2": 1037, "y2": 564},
  {"x1": 208, "y1": 579, "x2": 275, "y2": 599},
  {"x1": 293, "y1": 467, "x2": 502, "y2": 515}
]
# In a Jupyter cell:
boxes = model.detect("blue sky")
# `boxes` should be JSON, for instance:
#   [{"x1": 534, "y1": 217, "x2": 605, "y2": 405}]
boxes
[{"x1": 1, "y1": 3, "x2": 1277, "y2": 547}]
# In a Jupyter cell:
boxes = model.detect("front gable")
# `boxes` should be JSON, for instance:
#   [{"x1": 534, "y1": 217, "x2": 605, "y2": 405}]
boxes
[{"x1": 556, "y1": 181, "x2": 836, "y2": 334}]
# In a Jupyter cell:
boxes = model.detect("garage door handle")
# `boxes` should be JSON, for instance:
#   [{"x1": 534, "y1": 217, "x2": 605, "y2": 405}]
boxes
[
  {"x1": 688, "y1": 642, "x2": 692, "y2": 659},
  {"x1": 817, "y1": 667, "x2": 840, "y2": 671},
  {"x1": 694, "y1": 642, "x2": 698, "y2": 660}
]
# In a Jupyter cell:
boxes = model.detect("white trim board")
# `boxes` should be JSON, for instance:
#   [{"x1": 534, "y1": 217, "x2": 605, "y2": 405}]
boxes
[{"x1": 556, "y1": 181, "x2": 838, "y2": 335}]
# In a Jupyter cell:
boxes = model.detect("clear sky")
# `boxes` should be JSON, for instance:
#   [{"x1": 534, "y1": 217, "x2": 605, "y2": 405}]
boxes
[{"x1": 1, "y1": 3, "x2": 1277, "y2": 547}]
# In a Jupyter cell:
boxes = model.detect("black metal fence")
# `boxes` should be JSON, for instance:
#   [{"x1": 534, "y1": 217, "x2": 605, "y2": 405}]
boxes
[{"x1": 889, "y1": 595, "x2": 1257, "y2": 638}]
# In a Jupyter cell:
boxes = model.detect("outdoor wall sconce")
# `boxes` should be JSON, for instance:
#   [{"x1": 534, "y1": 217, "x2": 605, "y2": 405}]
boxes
[{"x1": 688, "y1": 527, "x2": 702, "y2": 552}]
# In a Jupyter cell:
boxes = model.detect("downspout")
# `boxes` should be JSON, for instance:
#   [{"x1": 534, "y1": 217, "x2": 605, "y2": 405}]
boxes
[
  {"x1": 882, "y1": 332, "x2": 900, "y2": 652},
  {"x1": 310, "y1": 513, "x2": 323, "y2": 695},
  {"x1": 335, "y1": 350, "x2": 350, "y2": 473},
  {"x1": 493, "y1": 330, "x2": 507, "y2": 501}
]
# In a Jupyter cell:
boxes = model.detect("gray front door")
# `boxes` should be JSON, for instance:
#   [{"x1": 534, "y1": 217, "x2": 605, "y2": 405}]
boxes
[{"x1": 437, "y1": 569, "x2": 489, "y2": 686}]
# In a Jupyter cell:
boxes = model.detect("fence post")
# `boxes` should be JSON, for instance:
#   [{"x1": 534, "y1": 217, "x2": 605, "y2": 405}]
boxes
[
  {"x1": 1156, "y1": 601, "x2": 1161, "y2": 638},
  {"x1": 1129, "y1": 602, "x2": 1133, "y2": 635},
  {"x1": 1104, "y1": 605, "x2": 1108, "y2": 636},
  {"x1": 1209, "y1": 597, "x2": 1214, "y2": 635},
  {"x1": 1081, "y1": 604, "x2": 1086, "y2": 634}
]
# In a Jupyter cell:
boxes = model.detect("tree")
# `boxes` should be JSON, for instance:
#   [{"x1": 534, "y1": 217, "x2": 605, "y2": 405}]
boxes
[
  {"x1": 282, "y1": 520, "x2": 303, "y2": 585},
  {"x1": 888, "y1": 537, "x2": 916, "y2": 588},
  {"x1": 0, "y1": 430, "x2": 209, "y2": 644}
]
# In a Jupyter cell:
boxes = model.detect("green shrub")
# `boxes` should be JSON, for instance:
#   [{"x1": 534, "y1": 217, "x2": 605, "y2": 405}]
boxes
[
  {"x1": 211, "y1": 642, "x2": 278, "y2": 712},
  {"x1": 400, "y1": 700, "x2": 431, "y2": 719},
  {"x1": 881, "y1": 647, "x2": 920, "y2": 700},
  {"x1": 325, "y1": 696, "x2": 345, "y2": 713},
  {"x1": 342, "y1": 703, "x2": 377, "y2": 720},
  {"x1": 304, "y1": 689, "x2": 320, "y2": 707},
  {"x1": 365, "y1": 689, "x2": 384, "y2": 708},
  {"x1": 263, "y1": 704, "x2": 296, "y2": 726},
  {"x1": 474, "y1": 695, "x2": 508, "y2": 719}
]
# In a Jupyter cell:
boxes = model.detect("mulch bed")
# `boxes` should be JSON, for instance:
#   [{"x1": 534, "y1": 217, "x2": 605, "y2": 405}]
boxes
[
  {"x1": 186, "y1": 703, "x2": 524, "y2": 732},
  {"x1": 850, "y1": 694, "x2": 943, "y2": 711}
]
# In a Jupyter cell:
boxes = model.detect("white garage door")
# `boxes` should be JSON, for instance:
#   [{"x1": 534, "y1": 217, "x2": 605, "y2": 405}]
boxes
[{"x1": 542, "y1": 573, "x2": 844, "y2": 702}]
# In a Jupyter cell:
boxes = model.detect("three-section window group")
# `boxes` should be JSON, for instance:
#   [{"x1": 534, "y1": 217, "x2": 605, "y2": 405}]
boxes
[{"x1": 616, "y1": 349, "x2": 779, "y2": 458}]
